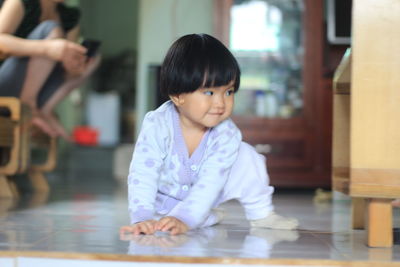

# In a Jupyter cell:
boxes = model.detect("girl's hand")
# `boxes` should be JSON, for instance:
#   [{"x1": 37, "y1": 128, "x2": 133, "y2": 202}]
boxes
[
  {"x1": 119, "y1": 220, "x2": 158, "y2": 236},
  {"x1": 155, "y1": 216, "x2": 189, "y2": 235}
]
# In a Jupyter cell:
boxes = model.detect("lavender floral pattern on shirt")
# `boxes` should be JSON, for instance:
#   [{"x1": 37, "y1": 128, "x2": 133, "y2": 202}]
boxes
[{"x1": 127, "y1": 101, "x2": 242, "y2": 228}]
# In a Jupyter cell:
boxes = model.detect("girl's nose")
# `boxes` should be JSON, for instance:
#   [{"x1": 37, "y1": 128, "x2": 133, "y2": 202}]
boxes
[{"x1": 214, "y1": 94, "x2": 225, "y2": 108}]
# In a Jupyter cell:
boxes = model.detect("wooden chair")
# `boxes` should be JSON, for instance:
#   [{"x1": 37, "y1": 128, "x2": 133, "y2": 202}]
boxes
[
  {"x1": 0, "y1": 97, "x2": 30, "y2": 198},
  {"x1": 29, "y1": 129, "x2": 57, "y2": 193},
  {"x1": 0, "y1": 97, "x2": 57, "y2": 198}
]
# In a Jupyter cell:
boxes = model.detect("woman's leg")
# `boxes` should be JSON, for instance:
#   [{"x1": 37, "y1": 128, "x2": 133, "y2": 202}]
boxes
[
  {"x1": 19, "y1": 21, "x2": 64, "y2": 137},
  {"x1": 19, "y1": 26, "x2": 63, "y2": 109},
  {"x1": 39, "y1": 55, "x2": 101, "y2": 140}
]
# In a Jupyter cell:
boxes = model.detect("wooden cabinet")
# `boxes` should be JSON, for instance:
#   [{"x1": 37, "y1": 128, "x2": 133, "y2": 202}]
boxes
[
  {"x1": 332, "y1": 0, "x2": 400, "y2": 247},
  {"x1": 215, "y1": 0, "x2": 333, "y2": 187}
]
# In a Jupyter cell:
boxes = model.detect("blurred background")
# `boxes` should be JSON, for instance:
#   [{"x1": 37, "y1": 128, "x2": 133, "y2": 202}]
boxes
[{"x1": 56, "y1": 0, "x2": 351, "y2": 189}]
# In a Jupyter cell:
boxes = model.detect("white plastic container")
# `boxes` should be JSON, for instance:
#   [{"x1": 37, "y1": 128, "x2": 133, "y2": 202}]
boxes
[{"x1": 86, "y1": 91, "x2": 120, "y2": 146}]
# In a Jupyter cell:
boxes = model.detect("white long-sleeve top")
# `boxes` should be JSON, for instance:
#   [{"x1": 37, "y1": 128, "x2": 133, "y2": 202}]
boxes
[{"x1": 128, "y1": 101, "x2": 242, "y2": 229}]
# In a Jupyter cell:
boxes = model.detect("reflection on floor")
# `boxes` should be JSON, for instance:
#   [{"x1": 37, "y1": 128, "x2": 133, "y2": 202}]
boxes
[{"x1": 1, "y1": 163, "x2": 400, "y2": 265}]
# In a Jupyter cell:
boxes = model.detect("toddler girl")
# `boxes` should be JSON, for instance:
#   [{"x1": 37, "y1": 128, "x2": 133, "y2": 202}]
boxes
[{"x1": 120, "y1": 34, "x2": 298, "y2": 235}]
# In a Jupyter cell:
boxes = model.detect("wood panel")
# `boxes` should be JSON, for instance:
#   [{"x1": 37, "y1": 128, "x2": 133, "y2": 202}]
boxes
[
  {"x1": 351, "y1": 0, "x2": 400, "y2": 172},
  {"x1": 331, "y1": 0, "x2": 400, "y2": 247},
  {"x1": 367, "y1": 199, "x2": 393, "y2": 248}
]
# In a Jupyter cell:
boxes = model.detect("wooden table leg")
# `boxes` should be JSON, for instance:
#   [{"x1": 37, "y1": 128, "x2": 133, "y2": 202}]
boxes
[
  {"x1": 367, "y1": 198, "x2": 393, "y2": 247},
  {"x1": 352, "y1": 197, "x2": 366, "y2": 229},
  {"x1": 28, "y1": 169, "x2": 50, "y2": 193},
  {"x1": 7, "y1": 177, "x2": 19, "y2": 198},
  {"x1": 0, "y1": 174, "x2": 14, "y2": 198}
]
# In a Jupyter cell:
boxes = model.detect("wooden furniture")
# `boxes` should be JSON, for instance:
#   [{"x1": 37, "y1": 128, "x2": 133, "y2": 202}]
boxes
[
  {"x1": 29, "y1": 130, "x2": 57, "y2": 193},
  {"x1": 214, "y1": 0, "x2": 332, "y2": 187},
  {"x1": 0, "y1": 97, "x2": 30, "y2": 197},
  {"x1": 0, "y1": 97, "x2": 56, "y2": 198},
  {"x1": 332, "y1": 0, "x2": 400, "y2": 248}
]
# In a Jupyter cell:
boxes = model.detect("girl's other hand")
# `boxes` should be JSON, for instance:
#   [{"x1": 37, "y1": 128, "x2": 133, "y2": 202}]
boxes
[
  {"x1": 155, "y1": 216, "x2": 188, "y2": 235},
  {"x1": 119, "y1": 220, "x2": 158, "y2": 236}
]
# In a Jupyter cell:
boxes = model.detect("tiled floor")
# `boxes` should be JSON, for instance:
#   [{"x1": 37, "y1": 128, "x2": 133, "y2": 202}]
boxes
[{"x1": 1, "y1": 153, "x2": 400, "y2": 265}]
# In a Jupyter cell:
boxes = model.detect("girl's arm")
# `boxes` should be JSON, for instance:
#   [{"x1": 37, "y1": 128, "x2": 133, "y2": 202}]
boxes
[
  {"x1": 168, "y1": 120, "x2": 242, "y2": 229},
  {"x1": 128, "y1": 112, "x2": 168, "y2": 224}
]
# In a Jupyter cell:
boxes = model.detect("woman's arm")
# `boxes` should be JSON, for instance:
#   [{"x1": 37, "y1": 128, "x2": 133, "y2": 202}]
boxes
[
  {"x1": 0, "y1": 0, "x2": 86, "y2": 69},
  {"x1": 65, "y1": 24, "x2": 80, "y2": 42},
  {"x1": 0, "y1": 0, "x2": 46, "y2": 57}
]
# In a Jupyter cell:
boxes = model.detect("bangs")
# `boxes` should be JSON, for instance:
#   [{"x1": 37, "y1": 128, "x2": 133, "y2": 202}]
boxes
[
  {"x1": 160, "y1": 34, "x2": 241, "y2": 96},
  {"x1": 200, "y1": 56, "x2": 240, "y2": 91}
]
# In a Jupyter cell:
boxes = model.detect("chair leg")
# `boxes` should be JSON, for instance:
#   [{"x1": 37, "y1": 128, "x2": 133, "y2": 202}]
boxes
[
  {"x1": 7, "y1": 177, "x2": 19, "y2": 198},
  {"x1": 367, "y1": 198, "x2": 393, "y2": 247},
  {"x1": 352, "y1": 197, "x2": 366, "y2": 229},
  {"x1": 0, "y1": 174, "x2": 14, "y2": 198},
  {"x1": 28, "y1": 169, "x2": 49, "y2": 193}
]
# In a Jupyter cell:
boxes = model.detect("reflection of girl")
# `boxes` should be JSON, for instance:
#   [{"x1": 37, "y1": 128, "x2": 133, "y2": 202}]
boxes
[
  {"x1": 124, "y1": 227, "x2": 299, "y2": 258},
  {"x1": 120, "y1": 34, "x2": 298, "y2": 236},
  {"x1": 0, "y1": 0, "x2": 100, "y2": 140}
]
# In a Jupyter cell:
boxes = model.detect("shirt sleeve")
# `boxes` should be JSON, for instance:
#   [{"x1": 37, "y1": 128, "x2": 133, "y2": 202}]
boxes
[
  {"x1": 167, "y1": 120, "x2": 242, "y2": 229},
  {"x1": 57, "y1": 4, "x2": 81, "y2": 33},
  {"x1": 128, "y1": 112, "x2": 168, "y2": 224}
]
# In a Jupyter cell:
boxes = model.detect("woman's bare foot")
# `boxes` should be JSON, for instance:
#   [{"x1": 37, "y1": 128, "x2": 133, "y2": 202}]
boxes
[
  {"x1": 392, "y1": 199, "x2": 400, "y2": 207},
  {"x1": 20, "y1": 99, "x2": 57, "y2": 137},
  {"x1": 41, "y1": 111, "x2": 73, "y2": 142},
  {"x1": 31, "y1": 112, "x2": 58, "y2": 138}
]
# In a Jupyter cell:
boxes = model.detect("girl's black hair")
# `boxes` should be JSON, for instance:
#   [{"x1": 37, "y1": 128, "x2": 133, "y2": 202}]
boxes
[{"x1": 160, "y1": 33, "x2": 241, "y2": 96}]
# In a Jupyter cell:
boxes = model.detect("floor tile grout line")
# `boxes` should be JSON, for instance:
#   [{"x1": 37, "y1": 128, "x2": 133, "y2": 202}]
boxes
[{"x1": 309, "y1": 231, "x2": 351, "y2": 261}]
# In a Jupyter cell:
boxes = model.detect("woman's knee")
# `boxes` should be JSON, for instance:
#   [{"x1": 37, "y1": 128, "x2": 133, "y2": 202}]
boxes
[{"x1": 27, "y1": 20, "x2": 63, "y2": 40}]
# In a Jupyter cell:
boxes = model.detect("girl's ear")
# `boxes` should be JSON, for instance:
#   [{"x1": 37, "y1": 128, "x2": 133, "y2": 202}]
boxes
[{"x1": 170, "y1": 94, "x2": 185, "y2": 106}]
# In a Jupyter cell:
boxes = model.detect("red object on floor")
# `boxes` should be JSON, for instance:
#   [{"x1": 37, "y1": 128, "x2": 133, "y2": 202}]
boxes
[{"x1": 73, "y1": 126, "x2": 98, "y2": 146}]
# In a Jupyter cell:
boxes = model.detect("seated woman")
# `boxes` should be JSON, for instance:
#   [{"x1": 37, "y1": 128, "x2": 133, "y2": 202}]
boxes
[{"x1": 0, "y1": 0, "x2": 100, "y2": 141}]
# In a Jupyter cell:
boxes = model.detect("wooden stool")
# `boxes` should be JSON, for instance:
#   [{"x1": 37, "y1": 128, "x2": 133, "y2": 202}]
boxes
[
  {"x1": 0, "y1": 97, "x2": 30, "y2": 198},
  {"x1": 0, "y1": 97, "x2": 57, "y2": 198},
  {"x1": 29, "y1": 130, "x2": 57, "y2": 193}
]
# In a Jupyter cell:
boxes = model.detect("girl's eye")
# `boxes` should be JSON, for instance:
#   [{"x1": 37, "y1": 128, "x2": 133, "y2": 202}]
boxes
[
  {"x1": 204, "y1": 91, "x2": 213, "y2": 96},
  {"x1": 226, "y1": 89, "x2": 234, "y2": 96}
]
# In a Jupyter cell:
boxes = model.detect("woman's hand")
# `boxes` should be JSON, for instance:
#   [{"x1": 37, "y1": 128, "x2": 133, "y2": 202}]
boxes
[
  {"x1": 155, "y1": 216, "x2": 189, "y2": 235},
  {"x1": 119, "y1": 220, "x2": 158, "y2": 236},
  {"x1": 45, "y1": 38, "x2": 87, "y2": 75}
]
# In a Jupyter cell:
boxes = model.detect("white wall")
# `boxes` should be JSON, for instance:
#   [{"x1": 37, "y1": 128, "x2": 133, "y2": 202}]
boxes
[
  {"x1": 135, "y1": 0, "x2": 214, "y2": 137},
  {"x1": 79, "y1": 0, "x2": 138, "y2": 57}
]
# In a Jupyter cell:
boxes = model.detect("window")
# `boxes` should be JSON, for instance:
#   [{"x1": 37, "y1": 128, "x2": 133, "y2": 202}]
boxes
[{"x1": 230, "y1": 0, "x2": 304, "y2": 118}]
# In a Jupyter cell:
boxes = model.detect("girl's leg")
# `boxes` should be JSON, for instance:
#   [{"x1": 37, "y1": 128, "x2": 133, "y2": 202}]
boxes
[
  {"x1": 218, "y1": 142, "x2": 275, "y2": 219},
  {"x1": 215, "y1": 142, "x2": 298, "y2": 230}
]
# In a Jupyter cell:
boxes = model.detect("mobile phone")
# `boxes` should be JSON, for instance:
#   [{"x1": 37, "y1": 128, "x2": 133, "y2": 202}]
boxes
[{"x1": 81, "y1": 39, "x2": 101, "y2": 58}]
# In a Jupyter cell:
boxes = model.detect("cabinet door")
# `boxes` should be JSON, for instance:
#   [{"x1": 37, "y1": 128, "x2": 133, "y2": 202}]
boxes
[{"x1": 216, "y1": 0, "x2": 331, "y2": 187}]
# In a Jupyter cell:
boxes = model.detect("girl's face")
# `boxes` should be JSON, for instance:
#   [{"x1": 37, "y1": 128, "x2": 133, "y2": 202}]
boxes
[{"x1": 171, "y1": 82, "x2": 235, "y2": 131}]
